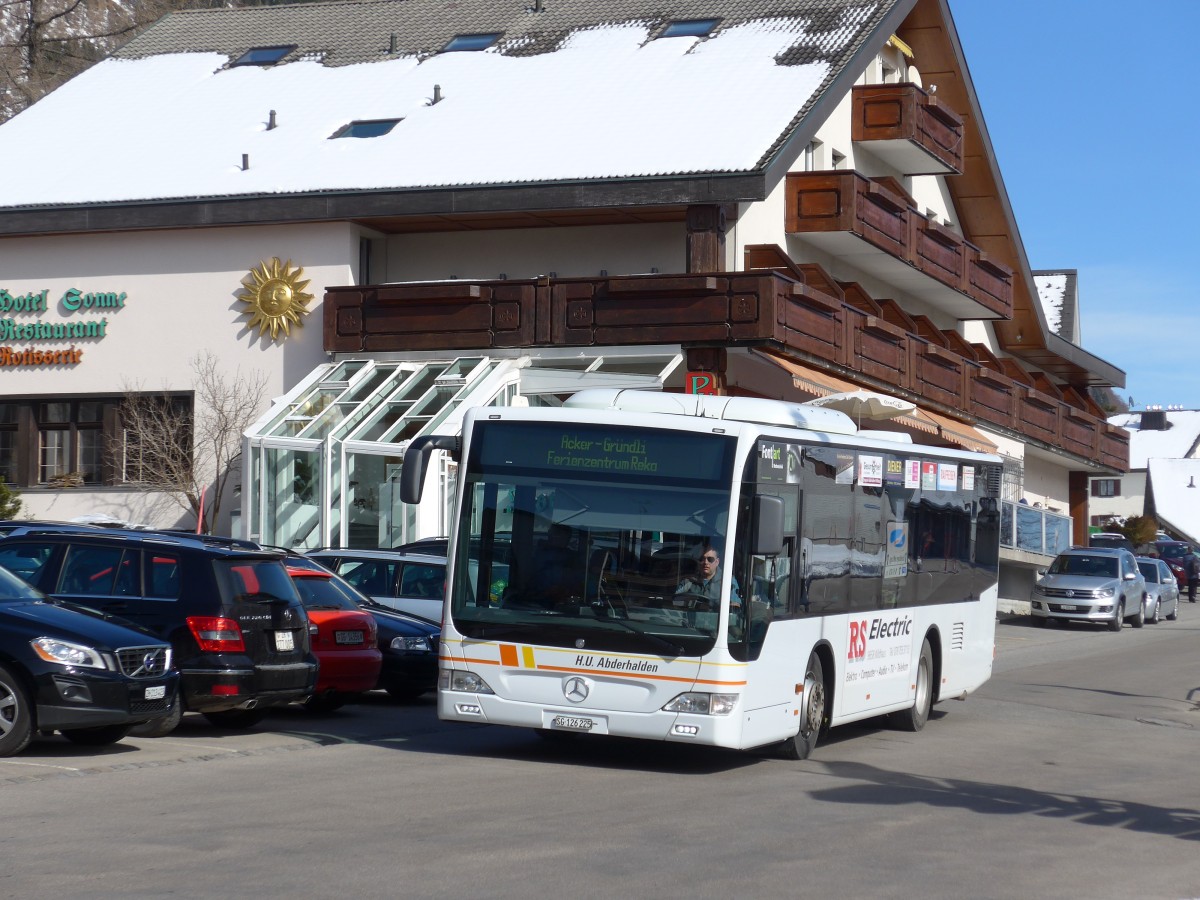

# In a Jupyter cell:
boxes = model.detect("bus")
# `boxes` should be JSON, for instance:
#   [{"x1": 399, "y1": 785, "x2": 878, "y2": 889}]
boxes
[{"x1": 401, "y1": 389, "x2": 1001, "y2": 759}]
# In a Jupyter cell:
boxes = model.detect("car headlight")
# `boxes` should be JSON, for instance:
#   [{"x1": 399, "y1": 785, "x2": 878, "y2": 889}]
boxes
[
  {"x1": 662, "y1": 692, "x2": 738, "y2": 716},
  {"x1": 390, "y1": 635, "x2": 432, "y2": 654},
  {"x1": 1096, "y1": 586, "x2": 1115, "y2": 598},
  {"x1": 1031, "y1": 584, "x2": 1046, "y2": 597},
  {"x1": 31, "y1": 637, "x2": 110, "y2": 670},
  {"x1": 440, "y1": 669, "x2": 494, "y2": 694}
]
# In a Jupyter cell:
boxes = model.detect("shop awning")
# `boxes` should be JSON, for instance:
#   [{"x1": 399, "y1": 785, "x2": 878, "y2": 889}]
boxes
[{"x1": 752, "y1": 352, "x2": 997, "y2": 453}]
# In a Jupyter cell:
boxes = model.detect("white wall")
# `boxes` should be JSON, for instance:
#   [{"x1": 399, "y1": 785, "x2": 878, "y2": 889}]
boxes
[{"x1": 0, "y1": 222, "x2": 357, "y2": 531}]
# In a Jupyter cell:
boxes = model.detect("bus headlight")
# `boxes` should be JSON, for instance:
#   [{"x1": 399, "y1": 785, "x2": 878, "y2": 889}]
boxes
[
  {"x1": 440, "y1": 669, "x2": 495, "y2": 694},
  {"x1": 663, "y1": 692, "x2": 738, "y2": 716}
]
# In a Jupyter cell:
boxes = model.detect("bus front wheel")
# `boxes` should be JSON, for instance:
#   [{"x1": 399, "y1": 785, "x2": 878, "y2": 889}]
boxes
[
  {"x1": 780, "y1": 652, "x2": 826, "y2": 761},
  {"x1": 889, "y1": 638, "x2": 933, "y2": 732}
]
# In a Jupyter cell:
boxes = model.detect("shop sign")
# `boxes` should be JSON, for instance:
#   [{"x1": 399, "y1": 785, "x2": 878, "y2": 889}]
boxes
[{"x1": 0, "y1": 287, "x2": 125, "y2": 368}]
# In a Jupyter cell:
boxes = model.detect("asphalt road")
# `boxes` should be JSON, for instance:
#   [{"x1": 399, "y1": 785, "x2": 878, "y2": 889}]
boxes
[{"x1": 3, "y1": 612, "x2": 1199, "y2": 900}]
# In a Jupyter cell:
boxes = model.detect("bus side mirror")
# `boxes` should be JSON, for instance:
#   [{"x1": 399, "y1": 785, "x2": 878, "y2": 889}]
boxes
[
  {"x1": 752, "y1": 494, "x2": 785, "y2": 557},
  {"x1": 400, "y1": 435, "x2": 460, "y2": 504}
]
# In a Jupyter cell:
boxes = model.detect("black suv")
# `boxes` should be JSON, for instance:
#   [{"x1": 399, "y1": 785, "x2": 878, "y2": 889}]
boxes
[
  {"x1": 0, "y1": 562, "x2": 178, "y2": 756},
  {"x1": 0, "y1": 530, "x2": 317, "y2": 734}
]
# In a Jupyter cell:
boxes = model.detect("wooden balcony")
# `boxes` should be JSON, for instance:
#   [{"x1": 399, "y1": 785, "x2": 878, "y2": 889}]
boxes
[
  {"x1": 323, "y1": 268, "x2": 1125, "y2": 472},
  {"x1": 785, "y1": 170, "x2": 1013, "y2": 320},
  {"x1": 852, "y1": 83, "x2": 963, "y2": 175}
]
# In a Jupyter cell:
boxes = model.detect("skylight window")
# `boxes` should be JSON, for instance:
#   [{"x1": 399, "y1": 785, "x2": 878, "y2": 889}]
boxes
[
  {"x1": 660, "y1": 19, "x2": 720, "y2": 39},
  {"x1": 232, "y1": 45, "x2": 297, "y2": 67},
  {"x1": 442, "y1": 33, "x2": 501, "y2": 52},
  {"x1": 331, "y1": 119, "x2": 402, "y2": 139}
]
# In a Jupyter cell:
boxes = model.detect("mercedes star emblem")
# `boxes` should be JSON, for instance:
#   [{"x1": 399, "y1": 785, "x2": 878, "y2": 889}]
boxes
[{"x1": 563, "y1": 677, "x2": 590, "y2": 703}]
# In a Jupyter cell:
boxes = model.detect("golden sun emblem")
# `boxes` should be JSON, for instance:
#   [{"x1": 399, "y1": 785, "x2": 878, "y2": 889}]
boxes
[{"x1": 239, "y1": 258, "x2": 313, "y2": 341}]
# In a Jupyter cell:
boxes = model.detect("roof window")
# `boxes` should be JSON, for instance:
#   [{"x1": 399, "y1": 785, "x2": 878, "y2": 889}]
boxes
[
  {"x1": 331, "y1": 119, "x2": 402, "y2": 139},
  {"x1": 232, "y1": 45, "x2": 297, "y2": 67},
  {"x1": 660, "y1": 19, "x2": 720, "y2": 39},
  {"x1": 442, "y1": 33, "x2": 501, "y2": 52}
]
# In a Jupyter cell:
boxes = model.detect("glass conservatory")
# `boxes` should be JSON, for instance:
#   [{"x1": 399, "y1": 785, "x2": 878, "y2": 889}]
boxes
[{"x1": 243, "y1": 347, "x2": 683, "y2": 550}]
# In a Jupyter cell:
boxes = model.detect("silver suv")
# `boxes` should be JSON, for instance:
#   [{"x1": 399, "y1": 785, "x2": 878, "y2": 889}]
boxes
[{"x1": 1029, "y1": 547, "x2": 1147, "y2": 631}]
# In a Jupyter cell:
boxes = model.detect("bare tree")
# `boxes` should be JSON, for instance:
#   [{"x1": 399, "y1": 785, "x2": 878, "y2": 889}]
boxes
[{"x1": 116, "y1": 351, "x2": 267, "y2": 533}]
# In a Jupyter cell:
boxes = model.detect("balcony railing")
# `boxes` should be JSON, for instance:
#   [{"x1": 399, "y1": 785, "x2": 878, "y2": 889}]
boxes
[
  {"x1": 1000, "y1": 501, "x2": 1072, "y2": 557},
  {"x1": 852, "y1": 83, "x2": 963, "y2": 175},
  {"x1": 323, "y1": 269, "x2": 1128, "y2": 472},
  {"x1": 784, "y1": 170, "x2": 1013, "y2": 321}
]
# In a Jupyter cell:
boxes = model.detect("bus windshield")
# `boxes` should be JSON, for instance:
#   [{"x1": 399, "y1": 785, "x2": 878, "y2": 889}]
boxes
[{"x1": 448, "y1": 420, "x2": 736, "y2": 656}]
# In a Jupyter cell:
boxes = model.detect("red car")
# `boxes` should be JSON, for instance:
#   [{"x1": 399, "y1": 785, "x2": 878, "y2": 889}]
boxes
[{"x1": 287, "y1": 566, "x2": 382, "y2": 712}]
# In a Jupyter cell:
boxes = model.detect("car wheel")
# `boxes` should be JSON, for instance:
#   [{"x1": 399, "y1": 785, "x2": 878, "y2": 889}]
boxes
[
  {"x1": 1131, "y1": 598, "x2": 1145, "y2": 629},
  {"x1": 780, "y1": 652, "x2": 826, "y2": 760},
  {"x1": 129, "y1": 695, "x2": 184, "y2": 738},
  {"x1": 0, "y1": 664, "x2": 34, "y2": 758},
  {"x1": 1149, "y1": 599, "x2": 1160, "y2": 624},
  {"x1": 1109, "y1": 600, "x2": 1124, "y2": 632},
  {"x1": 60, "y1": 724, "x2": 133, "y2": 746},
  {"x1": 202, "y1": 708, "x2": 268, "y2": 729},
  {"x1": 889, "y1": 639, "x2": 934, "y2": 732},
  {"x1": 1036, "y1": 615, "x2": 1052, "y2": 628},
  {"x1": 1167, "y1": 599, "x2": 1179, "y2": 621}
]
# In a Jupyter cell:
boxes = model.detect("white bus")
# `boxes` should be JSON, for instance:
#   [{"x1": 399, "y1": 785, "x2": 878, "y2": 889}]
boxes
[{"x1": 402, "y1": 389, "x2": 1001, "y2": 759}]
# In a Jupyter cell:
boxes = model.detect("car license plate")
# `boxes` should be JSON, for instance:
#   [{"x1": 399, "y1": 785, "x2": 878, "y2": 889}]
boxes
[
  {"x1": 275, "y1": 630, "x2": 295, "y2": 651},
  {"x1": 551, "y1": 715, "x2": 595, "y2": 732},
  {"x1": 335, "y1": 630, "x2": 363, "y2": 645},
  {"x1": 1060, "y1": 605, "x2": 1076, "y2": 612},
  {"x1": 144, "y1": 685, "x2": 166, "y2": 700}
]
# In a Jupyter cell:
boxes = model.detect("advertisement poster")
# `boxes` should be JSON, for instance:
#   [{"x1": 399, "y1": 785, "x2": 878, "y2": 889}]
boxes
[
  {"x1": 835, "y1": 450, "x2": 855, "y2": 484},
  {"x1": 905, "y1": 459, "x2": 921, "y2": 488},
  {"x1": 883, "y1": 521, "x2": 908, "y2": 579},
  {"x1": 962, "y1": 466, "x2": 975, "y2": 491},
  {"x1": 859, "y1": 454, "x2": 883, "y2": 487},
  {"x1": 920, "y1": 461, "x2": 937, "y2": 490},
  {"x1": 884, "y1": 457, "x2": 904, "y2": 486},
  {"x1": 937, "y1": 463, "x2": 958, "y2": 492}
]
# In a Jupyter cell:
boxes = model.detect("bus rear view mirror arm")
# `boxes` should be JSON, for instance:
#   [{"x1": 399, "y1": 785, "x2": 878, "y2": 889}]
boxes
[{"x1": 401, "y1": 435, "x2": 460, "y2": 504}]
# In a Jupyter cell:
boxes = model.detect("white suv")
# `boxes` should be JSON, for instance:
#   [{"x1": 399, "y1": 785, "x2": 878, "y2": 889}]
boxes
[{"x1": 1029, "y1": 547, "x2": 1147, "y2": 631}]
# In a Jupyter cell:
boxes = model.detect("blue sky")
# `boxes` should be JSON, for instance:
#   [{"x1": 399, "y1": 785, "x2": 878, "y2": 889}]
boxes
[{"x1": 947, "y1": 1, "x2": 1197, "y2": 411}]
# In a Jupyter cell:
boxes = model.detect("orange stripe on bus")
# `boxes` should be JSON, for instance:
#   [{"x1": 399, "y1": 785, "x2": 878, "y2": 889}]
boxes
[{"x1": 499, "y1": 644, "x2": 518, "y2": 667}]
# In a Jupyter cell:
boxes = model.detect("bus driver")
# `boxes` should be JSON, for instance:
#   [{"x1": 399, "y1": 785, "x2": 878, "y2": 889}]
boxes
[{"x1": 675, "y1": 540, "x2": 741, "y2": 610}]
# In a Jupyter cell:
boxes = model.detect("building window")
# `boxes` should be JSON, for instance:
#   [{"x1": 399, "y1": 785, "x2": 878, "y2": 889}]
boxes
[
  {"x1": 0, "y1": 395, "x2": 191, "y2": 489},
  {"x1": 660, "y1": 19, "x2": 720, "y2": 39},
  {"x1": 442, "y1": 33, "x2": 501, "y2": 52},
  {"x1": 0, "y1": 403, "x2": 16, "y2": 485},
  {"x1": 1091, "y1": 478, "x2": 1121, "y2": 498},
  {"x1": 232, "y1": 46, "x2": 296, "y2": 67},
  {"x1": 331, "y1": 119, "x2": 402, "y2": 139}
]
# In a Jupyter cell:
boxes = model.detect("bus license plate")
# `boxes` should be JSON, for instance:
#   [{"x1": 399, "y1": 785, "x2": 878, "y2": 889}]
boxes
[
  {"x1": 275, "y1": 630, "x2": 295, "y2": 651},
  {"x1": 144, "y1": 685, "x2": 166, "y2": 700},
  {"x1": 335, "y1": 630, "x2": 363, "y2": 645},
  {"x1": 552, "y1": 715, "x2": 595, "y2": 733}
]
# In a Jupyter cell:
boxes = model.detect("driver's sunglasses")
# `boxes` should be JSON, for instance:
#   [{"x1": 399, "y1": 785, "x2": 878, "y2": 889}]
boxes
[{"x1": 702, "y1": 554, "x2": 719, "y2": 562}]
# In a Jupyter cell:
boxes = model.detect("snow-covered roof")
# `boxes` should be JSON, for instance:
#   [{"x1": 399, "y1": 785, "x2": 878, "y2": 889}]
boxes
[
  {"x1": 0, "y1": 0, "x2": 897, "y2": 208},
  {"x1": 1146, "y1": 458, "x2": 1200, "y2": 545},
  {"x1": 1033, "y1": 269, "x2": 1077, "y2": 343},
  {"x1": 1109, "y1": 410, "x2": 1200, "y2": 469}
]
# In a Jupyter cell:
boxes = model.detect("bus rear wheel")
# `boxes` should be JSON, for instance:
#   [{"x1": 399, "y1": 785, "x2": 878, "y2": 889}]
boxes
[
  {"x1": 889, "y1": 638, "x2": 933, "y2": 732},
  {"x1": 780, "y1": 652, "x2": 826, "y2": 761}
]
